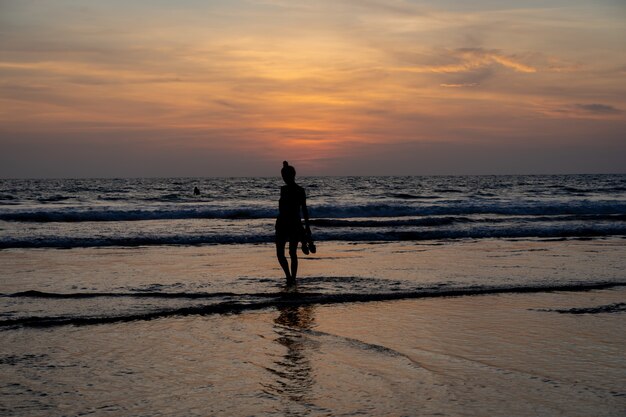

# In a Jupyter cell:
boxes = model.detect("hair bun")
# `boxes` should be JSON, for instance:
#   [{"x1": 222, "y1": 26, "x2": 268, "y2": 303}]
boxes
[{"x1": 283, "y1": 161, "x2": 289, "y2": 167}]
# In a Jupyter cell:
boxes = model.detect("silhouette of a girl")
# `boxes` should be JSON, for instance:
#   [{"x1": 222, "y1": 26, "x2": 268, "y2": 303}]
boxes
[{"x1": 276, "y1": 161, "x2": 310, "y2": 285}]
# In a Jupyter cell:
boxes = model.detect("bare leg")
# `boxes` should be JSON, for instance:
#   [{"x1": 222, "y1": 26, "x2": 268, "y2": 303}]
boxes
[
  {"x1": 276, "y1": 239, "x2": 292, "y2": 282},
  {"x1": 289, "y1": 239, "x2": 299, "y2": 281}
]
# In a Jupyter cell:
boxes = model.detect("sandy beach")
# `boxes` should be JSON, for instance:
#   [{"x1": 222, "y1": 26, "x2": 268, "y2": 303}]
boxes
[
  {"x1": 1, "y1": 239, "x2": 625, "y2": 416},
  {"x1": 2, "y1": 286, "x2": 624, "y2": 416}
]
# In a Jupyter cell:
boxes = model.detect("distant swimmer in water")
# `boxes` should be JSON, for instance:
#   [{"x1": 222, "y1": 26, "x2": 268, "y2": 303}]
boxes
[
  {"x1": 193, "y1": 186, "x2": 200, "y2": 195},
  {"x1": 276, "y1": 161, "x2": 314, "y2": 286}
]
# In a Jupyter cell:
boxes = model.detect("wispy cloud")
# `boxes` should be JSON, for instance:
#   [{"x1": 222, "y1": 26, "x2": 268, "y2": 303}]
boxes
[
  {"x1": 575, "y1": 103, "x2": 622, "y2": 114},
  {"x1": 440, "y1": 83, "x2": 479, "y2": 88},
  {"x1": 537, "y1": 102, "x2": 624, "y2": 119},
  {"x1": 392, "y1": 48, "x2": 536, "y2": 74}
]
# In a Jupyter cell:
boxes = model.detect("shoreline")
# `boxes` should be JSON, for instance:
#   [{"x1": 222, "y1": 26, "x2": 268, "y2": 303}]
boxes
[
  {"x1": 2, "y1": 280, "x2": 625, "y2": 330},
  {"x1": 2, "y1": 288, "x2": 624, "y2": 416},
  {"x1": 1, "y1": 237, "x2": 625, "y2": 415}
]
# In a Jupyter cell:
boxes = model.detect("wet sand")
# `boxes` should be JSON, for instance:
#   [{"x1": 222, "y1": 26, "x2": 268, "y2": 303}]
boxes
[
  {"x1": 1, "y1": 239, "x2": 625, "y2": 416},
  {"x1": 1, "y1": 288, "x2": 624, "y2": 416}
]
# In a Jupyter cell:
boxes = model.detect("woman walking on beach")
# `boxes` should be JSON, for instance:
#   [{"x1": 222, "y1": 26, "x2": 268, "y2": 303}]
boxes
[{"x1": 276, "y1": 161, "x2": 312, "y2": 285}]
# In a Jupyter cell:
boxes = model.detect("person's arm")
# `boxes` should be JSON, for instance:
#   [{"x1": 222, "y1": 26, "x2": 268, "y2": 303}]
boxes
[{"x1": 301, "y1": 189, "x2": 310, "y2": 232}]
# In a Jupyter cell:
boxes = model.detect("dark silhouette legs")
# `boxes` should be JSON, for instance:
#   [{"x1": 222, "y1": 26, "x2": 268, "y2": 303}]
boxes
[
  {"x1": 289, "y1": 240, "x2": 298, "y2": 281},
  {"x1": 276, "y1": 241, "x2": 290, "y2": 280},
  {"x1": 276, "y1": 238, "x2": 299, "y2": 285}
]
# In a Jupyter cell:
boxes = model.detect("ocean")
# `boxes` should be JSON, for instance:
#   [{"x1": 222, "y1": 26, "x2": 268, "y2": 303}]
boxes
[
  {"x1": 2, "y1": 175, "x2": 626, "y2": 248},
  {"x1": 1, "y1": 174, "x2": 625, "y2": 416}
]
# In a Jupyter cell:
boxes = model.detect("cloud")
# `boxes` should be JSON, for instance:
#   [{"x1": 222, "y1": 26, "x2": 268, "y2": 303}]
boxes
[
  {"x1": 575, "y1": 103, "x2": 622, "y2": 115},
  {"x1": 440, "y1": 83, "x2": 478, "y2": 88},
  {"x1": 487, "y1": 53, "x2": 536, "y2": 73},
  {"x1": 538, "y1": 102, "x2": 624, "y2": 119},
  {"x1": 392, "y1": 48, "x2": 536, "y2": 74}
]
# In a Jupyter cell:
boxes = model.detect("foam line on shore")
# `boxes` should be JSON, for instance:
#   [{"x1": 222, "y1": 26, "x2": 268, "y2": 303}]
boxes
[
  {"x1": 4, "y1": 290, "x2": 271, "y2": 299},
  {"x1": 1, "y1": 281, "x2": 624, "y2": 329},
  {"x1": 2, "y1": 225, "x2": 626, "y2": 249},
  {"x1": 4, "y1": 281, "x2": 625, "y2": 301},
  {"x1": 535, "y1": 302, "x2": 626, "y2": 314}
]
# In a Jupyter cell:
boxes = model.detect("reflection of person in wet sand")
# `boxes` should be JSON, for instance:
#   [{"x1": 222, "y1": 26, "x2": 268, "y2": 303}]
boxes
[
  {"x1": 276, "y1": 161, "x2": 312, "y2": 285},
  {"x1": 264, "y1": 305, "x2": 316, "y2": 407}
]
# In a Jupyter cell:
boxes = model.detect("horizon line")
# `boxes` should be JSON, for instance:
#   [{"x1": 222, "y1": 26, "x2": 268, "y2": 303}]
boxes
[{"x1": 2, "y1": 172, "x2": 626, "y2": 181}]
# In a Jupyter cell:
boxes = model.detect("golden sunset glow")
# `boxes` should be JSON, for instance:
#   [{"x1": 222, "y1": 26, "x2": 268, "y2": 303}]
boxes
[{"x1": 1, "y1": 1, "x2": 625, "y2": 177}]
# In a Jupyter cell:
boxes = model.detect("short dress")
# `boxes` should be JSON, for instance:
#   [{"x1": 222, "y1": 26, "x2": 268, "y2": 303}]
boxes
[{"x1": 275, "y1": 184, "x2": 306, "y2": 242}]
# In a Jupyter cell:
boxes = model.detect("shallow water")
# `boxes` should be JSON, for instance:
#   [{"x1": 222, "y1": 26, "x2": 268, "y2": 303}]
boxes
[
  {"x1": 1, "y1": 239, "x2": 625, "y2": 416},
  {"x1": 2, "y1": 289, "x2": 624, "y2": 416},
  {"x1": 1, "y1": 239, "x2": 625, "y2": 326}
]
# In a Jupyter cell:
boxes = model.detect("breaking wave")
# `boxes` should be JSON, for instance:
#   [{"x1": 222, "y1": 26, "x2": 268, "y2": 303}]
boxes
[
  {"x1": 2, "y1": 200, "x2": 626, "y2": 223},
  {"x1": 1, "y1": 223, "x2": 626, "y2": 248}
]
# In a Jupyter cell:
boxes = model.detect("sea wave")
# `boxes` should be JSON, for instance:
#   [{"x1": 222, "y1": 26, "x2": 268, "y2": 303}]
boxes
[
  {"x1": 1, "y1": 281, "x2": 623, "y2": 329},
  {"x1": 2, "y1": 200, "x2": 626, "y2": 222},
  {"x1": 385, "y1": 193, "x2": 441, "y2": 200},
  {"x1": 310, "y1": 217, "x2": 469, "y2": 227},
  {"x1": 536, "y1": 303, "x2": 626, "y2": 314},
  {"x1": 311, "y1": 214, "x2": 626, "y2": 228},
  {"x1": 0, "y1": 206, "x2": 276, "y2": 222},
  {"x1": 1, "y1": 224, "x2": 625, "y2": 248}
]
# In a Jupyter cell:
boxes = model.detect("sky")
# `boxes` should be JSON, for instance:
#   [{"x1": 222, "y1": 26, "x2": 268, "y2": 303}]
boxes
[{"x1": 1, "y1": 0, "x2": 625, "y2": 178}]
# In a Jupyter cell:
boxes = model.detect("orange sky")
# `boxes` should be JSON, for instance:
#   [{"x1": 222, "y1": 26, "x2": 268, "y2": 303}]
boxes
[{"x1": 1, "y1": 0, "x2": 625, "y2": 177}]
